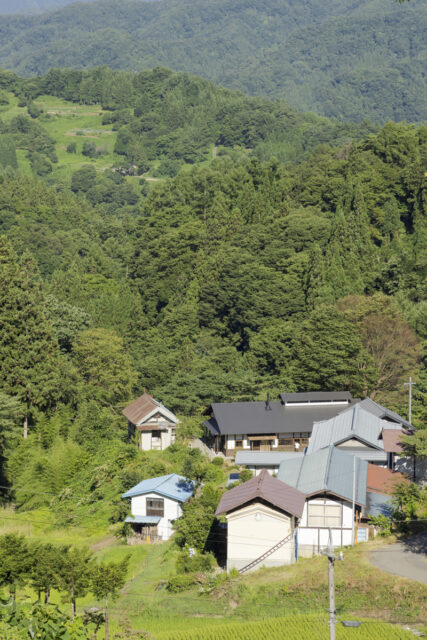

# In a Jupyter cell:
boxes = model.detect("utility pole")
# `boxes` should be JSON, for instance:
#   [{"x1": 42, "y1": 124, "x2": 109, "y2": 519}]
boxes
[
  {"x1": 321, "y1": 529, "x2": 343, "y2": 640},
  {"x1": 351, "y1": 455, "x2": 356, "y2": 546},
  {"x1": 403, "y1": 376, "x2": 416, "y2": 424}
]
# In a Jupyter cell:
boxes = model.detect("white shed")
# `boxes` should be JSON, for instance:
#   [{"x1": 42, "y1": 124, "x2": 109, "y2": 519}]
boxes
[{"x1": 215, "y1": 469, "x2": 305, "y2": 572}]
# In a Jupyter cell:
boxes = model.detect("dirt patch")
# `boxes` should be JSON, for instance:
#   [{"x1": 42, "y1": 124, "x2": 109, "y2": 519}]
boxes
[{"x1": 90, "y1": 536, "x2": 117, "y2": 552}]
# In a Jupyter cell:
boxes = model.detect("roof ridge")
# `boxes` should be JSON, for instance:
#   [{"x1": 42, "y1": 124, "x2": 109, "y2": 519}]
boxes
[{"x1": 324, "y1": 445, "x2": 334, "y2": 489}]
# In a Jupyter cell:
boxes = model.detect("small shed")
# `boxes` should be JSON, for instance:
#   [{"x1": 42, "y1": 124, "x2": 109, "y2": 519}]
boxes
[
  {"x1": 215, "y1": 469, "x2": 305, "y2": 572},
  {"x1": 122, "y1": 473, "x2": 194, "y2": 542},
  {"x1": 123, "y1": 392, "x2": 179, "y2": 451}
]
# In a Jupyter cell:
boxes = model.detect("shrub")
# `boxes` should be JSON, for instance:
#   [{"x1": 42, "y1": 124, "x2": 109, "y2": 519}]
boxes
[
  {"x1": 165, "y1": 574, "x2": 198, "y2": 592},
  {"x1": 212, "y1": 457, "x2": 224, "y2": 466},
  {"x1": 176, "y1": 550, "x2": 216, "y2": 574}
]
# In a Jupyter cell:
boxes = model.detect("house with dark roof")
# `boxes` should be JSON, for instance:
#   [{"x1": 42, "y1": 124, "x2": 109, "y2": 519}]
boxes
[
  {"x1": 277, "y1": 447, "x2": 369, "y2": 554},
  {"x1": 215, "y1": 469, "x2": 305, "y2": 571},
  {"x1": 122, "y1": 473, "x2": 194, "y2": 541},
  {"x1": 123, "y1": 392, "x2": 179, "y2": 451},
  {"x1": 205, "y1": 391, "x2": 357, "y2": 456}
]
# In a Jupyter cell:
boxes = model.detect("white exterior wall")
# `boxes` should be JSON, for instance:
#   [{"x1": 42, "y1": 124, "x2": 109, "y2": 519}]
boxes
[
  {"x1": 247, "y1": 465, "x2": 278, "y2": 477},
  {"x1": 297, "y1": 497, "x2": 353, "y2": 557},
  {"x1": 140, "y1": 432, "x2": 152, "y2": 450},
  {"x1": 338, "y1": 439, "x2": 370, "y2": 449},
  {"x1": 130, "y1": 492, "x2": 183, "y2": 540},
  {"x1": 226, "y1": 502, "x2": 294, "y2": 571}
]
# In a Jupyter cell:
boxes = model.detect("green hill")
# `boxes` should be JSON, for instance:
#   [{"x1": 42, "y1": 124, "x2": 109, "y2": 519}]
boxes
[{"x1": 0, "y1": 0, "x2": 425, "y2": 123}]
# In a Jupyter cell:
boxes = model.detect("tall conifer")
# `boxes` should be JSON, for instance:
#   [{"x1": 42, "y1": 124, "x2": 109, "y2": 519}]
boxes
[{"x1": 0, "y1": 238, "x2": 60, "y2": 437}]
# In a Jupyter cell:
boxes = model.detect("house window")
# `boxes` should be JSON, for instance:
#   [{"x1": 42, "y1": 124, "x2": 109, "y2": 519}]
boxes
[
  {"x1": 278, "y1": 438, "x2": 293, "y2": 447},
  {"x1": 235, "y1": 439, "x2": 243, "y2": 449},
  {"x1": 307, "y1": 500, "x2": 342, "y2": 527},
  {"x1": 146, "y1": 498, "x2": 164, "y2": 517}
]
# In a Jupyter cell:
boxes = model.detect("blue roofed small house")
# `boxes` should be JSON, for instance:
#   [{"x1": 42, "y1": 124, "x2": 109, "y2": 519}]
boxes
[{"x1": 122, "y1": 474, "x2": 194, "y2": 543}]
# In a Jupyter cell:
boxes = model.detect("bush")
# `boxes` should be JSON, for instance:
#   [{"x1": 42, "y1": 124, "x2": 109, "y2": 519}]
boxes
[
  {"x1": 67, "y1": 142, "x2": 77, "y2": 154},
  {"x1": 176, "y1": 550, "x2": 216, "y2": 574},
  {"x1": 239, "y1": 469, "x2": 253, "y2": 483},
  {"x1": 369, "y1": 514, "x2": 392, "y2": 537},
  {"x1": 165, "y1": 574, "x2": 198, "y2": 592},
  {"x1": 212, "y1": 457, "x2": 224, "y2": 466}
]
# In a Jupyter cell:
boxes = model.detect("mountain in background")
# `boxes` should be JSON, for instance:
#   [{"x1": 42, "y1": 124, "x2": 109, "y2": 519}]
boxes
[
  {"x1": 0, "y1": 0, "x2": 425, "y2": 123},
  {"x1": 0, "y1": 0, "x2": 95, "y2": 14}
]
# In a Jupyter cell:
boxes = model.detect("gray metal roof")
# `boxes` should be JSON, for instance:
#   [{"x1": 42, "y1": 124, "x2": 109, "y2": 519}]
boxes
[
  {"x1": 280, "y1": 391, "x2": 353, "y2": 404},
  {"x1": 277, "y1": 447, "x2": 368, "y2": 505},
  {"x1": 209, "y1": 399, "x2": 359, "y2": 436},
  {"x1": 341, "y1": 449, "x2": 388, "y2": 463},
  {"x1": 357, "y1": 397, "x2": 411, "y2": 429},
  {"x1": 235, "y1": 451, "x2": 304, "y2": 466},
  {"x1": 307, "y1": 405, "x2": 400, "y2": 455}
]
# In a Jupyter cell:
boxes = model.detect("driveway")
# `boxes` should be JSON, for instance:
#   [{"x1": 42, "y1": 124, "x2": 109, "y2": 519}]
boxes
[{"x1": 369, "y1": 532, "x2": 427, "y2": 584}]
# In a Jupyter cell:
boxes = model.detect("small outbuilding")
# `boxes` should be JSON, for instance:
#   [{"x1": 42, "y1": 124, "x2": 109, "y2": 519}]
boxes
[
  {"x1": 215, "y1": 469, "x2": 305, "y2": 572},
  {"x1": 123, "y1": 392, "x2": 179, "y2": 451},
  {"x1": 122, "y1": 473, "x2": 194, "y2": 542}
]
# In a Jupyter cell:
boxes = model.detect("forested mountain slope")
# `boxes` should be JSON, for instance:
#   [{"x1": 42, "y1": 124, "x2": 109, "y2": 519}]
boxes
[
  {"x1": 0, "y1": 67, "x2": 425, "y2": 534},
  {"x1": 0, "y1": 0, "x2": 425, "y2": 123},
  {"x1": 0, "y1": 0, "x2": 94, "y2": 14},
  {"x1": 0, "y1": 67, "x2": 376, "y2": 178}
]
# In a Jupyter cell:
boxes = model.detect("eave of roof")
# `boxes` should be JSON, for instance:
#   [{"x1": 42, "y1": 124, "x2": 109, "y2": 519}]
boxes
[{"x1": 215, "y1": 469, "x2": 305, "y2": 519}]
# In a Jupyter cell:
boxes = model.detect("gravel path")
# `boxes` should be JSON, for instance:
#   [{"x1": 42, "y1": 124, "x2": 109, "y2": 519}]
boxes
[{"x1": 369, "y1": 532, "x2": 427, "y2": 584}]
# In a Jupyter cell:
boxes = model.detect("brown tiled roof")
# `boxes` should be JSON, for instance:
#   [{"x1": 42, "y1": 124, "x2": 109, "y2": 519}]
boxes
[
  {"x1": 367, "y1": 464, "x2": 409, "y2": 495},
  {"x1": 382, "y1": 428, "x2": 405, "y2": 453},
  {"x1": 122, "y1": 392, "x2": 158, "y2": 426},
  {"x1": 215, "y1": 469, "x2": 305, "y2": 519}
]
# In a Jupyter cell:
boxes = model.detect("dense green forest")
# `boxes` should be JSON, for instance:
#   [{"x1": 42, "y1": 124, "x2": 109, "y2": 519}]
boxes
[
  {"x1": 0, "y1": 65, "x2": 425, "y2": 521},
  {"x1": 0, "y1": 64, "x2": 426, "y2": 638},
  {"x1": 0, "y1": 0, "x2": 425, "y2": 123},
  {"x1": 0, "y1": 66, "x2": 377, "y2": 173}
]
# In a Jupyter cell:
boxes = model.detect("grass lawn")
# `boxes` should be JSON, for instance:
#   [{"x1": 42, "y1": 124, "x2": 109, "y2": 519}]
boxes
[{"x1": 1, "y1": 507, "x2": 425, "y2": 638}]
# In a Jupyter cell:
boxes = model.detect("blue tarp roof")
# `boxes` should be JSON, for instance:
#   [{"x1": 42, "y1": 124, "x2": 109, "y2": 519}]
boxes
[
  {"x1": 122, "y1": 473, "x2": 194, "y2": 502},
  {"x1": 366, "y1": 492, "x2": 394, "y2": 518},
  {"x1": 125, "y1": 515, "x2": 161, "y2": 525}
]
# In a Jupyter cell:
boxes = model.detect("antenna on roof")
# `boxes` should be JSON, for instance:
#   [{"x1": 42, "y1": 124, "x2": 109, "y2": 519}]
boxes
[{"x1": 265, "y1": 392, "x2": 272, "y2": 411}]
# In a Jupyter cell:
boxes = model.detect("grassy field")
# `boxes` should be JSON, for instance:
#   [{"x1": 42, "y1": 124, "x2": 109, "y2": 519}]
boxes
[
  {"x1": 2, "y1": 505, "x2": 424, "y2": 639},
  {"x1": 0, "y1": 92, "x2": 145, "y2": 186}
]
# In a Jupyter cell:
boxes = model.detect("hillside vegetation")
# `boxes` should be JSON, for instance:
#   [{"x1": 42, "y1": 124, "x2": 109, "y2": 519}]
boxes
[{"x1": 0, "y1": 0, "x2": 425, "y2": 122}]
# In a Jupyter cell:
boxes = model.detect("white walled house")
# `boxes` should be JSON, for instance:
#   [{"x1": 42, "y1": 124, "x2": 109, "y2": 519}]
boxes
[
  {"x1": 215, "y1": 469, "x2": 305, "y2": 572},
  {"x1": 123, "y1": 392, "x2": 179, "y2": 451},
  {"x1": 277, "y1": 447, "x2": 368, "y2": 556},
  {"x1": 122, "y1": 474, "x2": 194, "y2": 542}
]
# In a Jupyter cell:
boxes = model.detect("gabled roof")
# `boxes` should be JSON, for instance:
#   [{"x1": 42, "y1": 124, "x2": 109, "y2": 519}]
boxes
[
  {"x1": 357, "y1": 397, "x2": 411, "y2": 429},
  {"x1": 235, "y1": 451, "x2": 304, "y2": 466},
  {"x1": 307, "y1": 404, "x2": 400, "y2": 455},
  {"x1": 122, "y1": 474, "x2": 194, "y2": 502},
  {"x1": 367, "y1": 465, "x2": 408, "y2": 495},
  {"x1": 123, "y1": 392, "x2": 178, "y2": 426},
  {"x1": 208, "y1": 396, "x2": 359, "y2": 436},
  {"x1": 277, "y1": 447, "x2": 368, "y2": 506},
  {"x1": 215, "y1": 469, "x2": 305, "y2": 519}
]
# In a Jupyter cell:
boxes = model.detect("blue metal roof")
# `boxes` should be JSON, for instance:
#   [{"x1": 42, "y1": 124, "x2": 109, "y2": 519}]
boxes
[
  {"x1": 125, "y1": 515, "x2": 161, "y2": 524},
  {"x1": 277, "y1": 447, "x2": 367, "y2": 506},
  {"x1": 122, "y1": 473, "x2": 194, "y2": 502}
]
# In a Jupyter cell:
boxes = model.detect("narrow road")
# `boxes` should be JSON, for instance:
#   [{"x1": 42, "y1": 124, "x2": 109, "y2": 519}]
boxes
[{"x1": 369, "y1": 533, "x2": 427, "y2": 584}]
